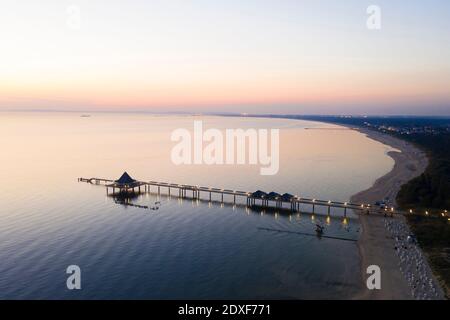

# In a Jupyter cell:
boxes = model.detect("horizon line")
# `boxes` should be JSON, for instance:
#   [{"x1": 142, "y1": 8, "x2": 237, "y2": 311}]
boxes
[{"x1": 1, "y1": 109, "x2": 449, "y2": 118}]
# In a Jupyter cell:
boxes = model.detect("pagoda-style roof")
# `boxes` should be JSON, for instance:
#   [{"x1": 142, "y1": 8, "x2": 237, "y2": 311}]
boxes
[
  {"x1": 251, "y1": 190, "x2": 267, "y2": 199},
  {"x1": 281, "y1": 193, "x2": 295, "y2": 201},
  {"x1": 107, "y1": 172, "x2": 144, "y2": 189},
  {"x1": 115, "y1": 172, "x2": 136, "y2": 185},
  {"x1": 266, "y1": 191, "x2": 281, "y2": 200}
]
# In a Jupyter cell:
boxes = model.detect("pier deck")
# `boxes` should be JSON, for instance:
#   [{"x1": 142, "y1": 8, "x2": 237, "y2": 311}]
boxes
[{"x1": 78, "y1": 177, "x2": 403, "y2": 216}]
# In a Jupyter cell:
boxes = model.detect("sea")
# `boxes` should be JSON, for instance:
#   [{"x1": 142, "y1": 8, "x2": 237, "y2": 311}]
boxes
[{"x1": 0, "y1": 112, "x2": 395, "y2": 299}]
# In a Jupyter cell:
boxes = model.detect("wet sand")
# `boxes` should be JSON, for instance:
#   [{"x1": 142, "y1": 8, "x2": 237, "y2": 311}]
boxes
[{"x1": 350, "y1": 128, "x2": 429, "y2": 299}]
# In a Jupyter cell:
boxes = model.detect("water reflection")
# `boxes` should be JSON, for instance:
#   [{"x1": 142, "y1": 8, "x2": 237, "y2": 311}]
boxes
[
  {"x1": 110, "y1": 188, "x2": 361, "y2": 240},
  {"x1": 0, "y1": 113, "x2": 389, "y2": 299}
]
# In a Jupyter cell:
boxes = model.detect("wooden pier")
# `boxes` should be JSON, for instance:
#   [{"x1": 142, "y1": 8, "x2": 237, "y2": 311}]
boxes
[{"x1": 77, "y1": 175, "x2": 402, "y2": 217}]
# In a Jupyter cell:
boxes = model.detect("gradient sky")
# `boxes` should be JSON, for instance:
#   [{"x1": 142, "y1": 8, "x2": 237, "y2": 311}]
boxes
[{"x1": 1, "y1": 0, "x2": 450, "y2": 115}]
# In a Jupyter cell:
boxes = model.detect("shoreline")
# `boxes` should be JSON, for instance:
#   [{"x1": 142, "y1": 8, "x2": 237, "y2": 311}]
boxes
[
  {"x1": 348, "y1": 127, "x2": 431, "y2": 299},
  {"x1": 223, "y1": 114, "x2": 440, "y2": 298},
  {"x1": 229, "y1": 114, "x2": 440, "y2": 299},
  {"x1": 212, "y1": 114, "x2": 443, "y2": 299}
]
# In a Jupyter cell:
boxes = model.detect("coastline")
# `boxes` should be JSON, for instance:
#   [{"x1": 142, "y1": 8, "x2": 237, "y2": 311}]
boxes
[
  {"x1": 238, "y1": 114, "x2": 440, "y2": 299},
  {"x1": 220, "y1": 114, "x2": 445, "y2": 299},
  {"x1": 349, "y1": 127, "x2": 431, "y2": 299}
]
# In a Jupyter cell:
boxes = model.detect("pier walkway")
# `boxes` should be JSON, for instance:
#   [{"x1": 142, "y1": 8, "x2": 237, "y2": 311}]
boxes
[{"x1": 78, "y1": 176, "x2": 401, "y2": 217}]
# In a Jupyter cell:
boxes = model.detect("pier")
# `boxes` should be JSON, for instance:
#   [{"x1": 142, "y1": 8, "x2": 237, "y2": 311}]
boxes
[{"x1": 77, "y1": 173, "x2": 404, "y2": 217}]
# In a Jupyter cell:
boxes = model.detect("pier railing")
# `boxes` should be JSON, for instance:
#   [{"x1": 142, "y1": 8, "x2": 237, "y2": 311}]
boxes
[{"x1": 77, "y1": 177, "x2": 407, "y2": 217}]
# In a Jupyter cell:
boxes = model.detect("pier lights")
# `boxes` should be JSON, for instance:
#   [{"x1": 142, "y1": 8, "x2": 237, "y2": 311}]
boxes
[
  {"x1": 409, "y1": 209, "x2": 413, "y2": 214},
  {"x1": 425, "y1": 211, "x2": 429, "y2": 216}
]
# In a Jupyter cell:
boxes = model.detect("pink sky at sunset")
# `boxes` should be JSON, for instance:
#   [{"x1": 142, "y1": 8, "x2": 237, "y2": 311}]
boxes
[{"x1": 1, "y1": 1, "x2": 449, "y2": 115}]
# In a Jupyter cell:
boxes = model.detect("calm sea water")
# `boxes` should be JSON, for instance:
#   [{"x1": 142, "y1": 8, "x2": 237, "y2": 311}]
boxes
[{"x1": 0, "y1": 113, "x2": 395, "y2": 299}]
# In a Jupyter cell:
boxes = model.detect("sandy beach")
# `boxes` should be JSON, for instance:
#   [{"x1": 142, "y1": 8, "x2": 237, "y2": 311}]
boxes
[{"x1": 349, "y1": 128, "x2": 436, "y2": 299}]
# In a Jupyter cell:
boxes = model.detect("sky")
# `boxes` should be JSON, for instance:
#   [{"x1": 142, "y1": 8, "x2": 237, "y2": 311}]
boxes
[{"x1": 1, "y1": 0, "x2": 450, "y2": 115}]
